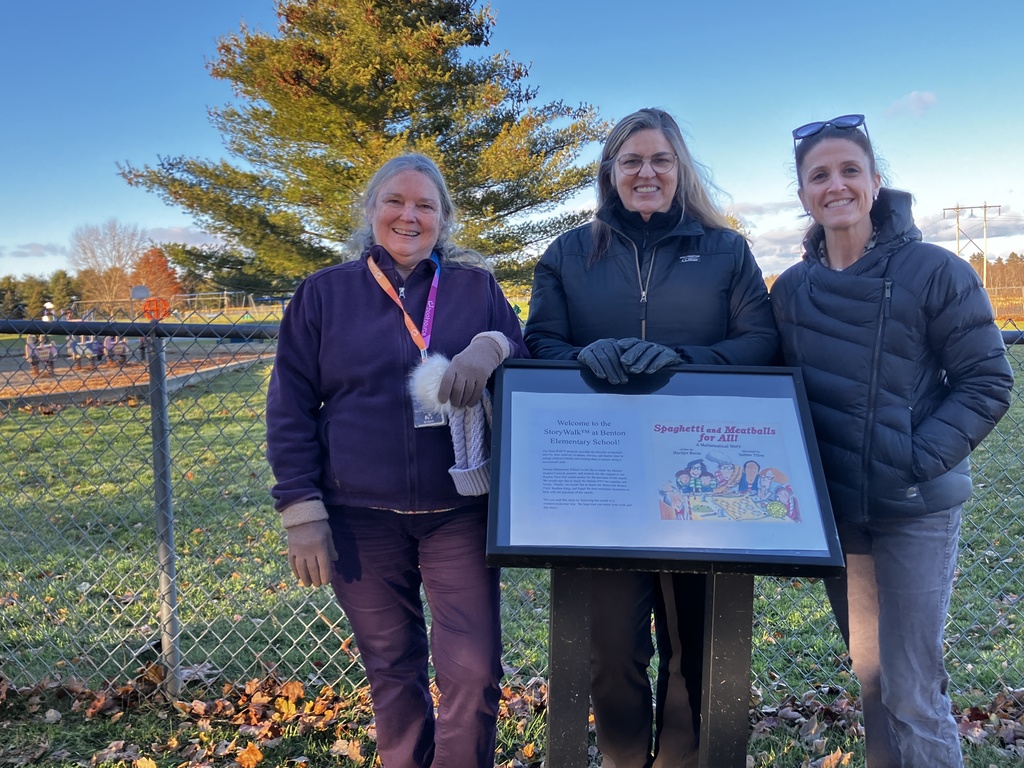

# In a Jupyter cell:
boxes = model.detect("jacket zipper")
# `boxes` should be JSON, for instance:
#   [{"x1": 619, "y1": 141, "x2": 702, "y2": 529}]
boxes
[
  {"x1": 628, "y1": 239, "x2": 658, "y2": 341},
  {"x1": 376, "y1": 266, "x2": 419, "y2": 503},
  {"x1": 860, "y1": 279, "x2": 892, "y2": 518},
  {"x1": 400, "y1": 272, "x2": 419, "y2": 507}
]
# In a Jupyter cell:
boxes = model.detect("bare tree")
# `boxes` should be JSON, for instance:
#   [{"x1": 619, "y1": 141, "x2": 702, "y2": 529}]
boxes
[{"x1": 69, "y1": 220, "x2": 148, "y2": 309}]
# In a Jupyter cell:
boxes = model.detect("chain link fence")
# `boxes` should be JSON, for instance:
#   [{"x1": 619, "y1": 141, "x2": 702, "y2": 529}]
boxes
[{"x1": 1, "y1": 316, "x2": 1021, "y2": 712}]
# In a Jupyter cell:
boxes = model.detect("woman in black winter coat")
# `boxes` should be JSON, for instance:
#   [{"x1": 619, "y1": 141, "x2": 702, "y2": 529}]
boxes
[
  {"x1": 771, "y1": 114, "x2": 1013, "y2": 768},
  {"x1": 526, "y1": 107, "x2": 777, "y2": 768}
]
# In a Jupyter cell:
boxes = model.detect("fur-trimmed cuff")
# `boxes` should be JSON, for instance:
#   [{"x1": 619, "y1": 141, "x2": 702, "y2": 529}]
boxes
[
  {"x1": 409, "y1": 353, "x2": 452, "y2": 415},
  {"x1": 450, "y1": 459, "x2": 490, "y2": 496},
  {"x1": 471, "y1": 331, "x2": 511, "y2": 361},
  {"x1": 281, "y1": 499, "x2": 329, "y2": 529}
]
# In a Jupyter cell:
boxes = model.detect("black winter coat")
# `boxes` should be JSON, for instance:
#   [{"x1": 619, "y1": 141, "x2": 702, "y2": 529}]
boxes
[
  {"x1": 771, "y1": 188, "x2": 1013, "y2": 522},
  {"x1": 525, "y1": 204, "x2": 778, "y2": 365}
]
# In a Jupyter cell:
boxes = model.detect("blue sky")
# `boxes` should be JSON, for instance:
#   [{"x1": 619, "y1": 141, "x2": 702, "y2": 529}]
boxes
[{"x1": 2, "y1": 0, "x2": 1022, "y2": 279}]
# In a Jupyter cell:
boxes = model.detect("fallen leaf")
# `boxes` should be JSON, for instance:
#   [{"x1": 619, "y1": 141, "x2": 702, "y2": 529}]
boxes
[
  {"x1": 811, "y1": 749, "x2": 852, "y2": 768},
  {"x1": 799, "y1": 713, "x2": 826, "y2": 742},
  {"x1": 280, "y1": 681, "x2": 304, "y2": 702},
  {"x1": 275, "y1": 696, "x2": 297, "y2": 719},
  {"x1": 348, "y1": 741, "x2": 366, "y2": 766},
  {"x1": 236, "y1": 742, "x2": 264, "y2": 768},
  {"x1": 957, "y1": 719, "x2": 988, "y2": 745}
]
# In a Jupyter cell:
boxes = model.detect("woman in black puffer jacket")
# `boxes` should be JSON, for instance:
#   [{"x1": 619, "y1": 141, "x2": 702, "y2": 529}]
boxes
[{"x1": 771, "y1": 114, "x2": 1013, "y2": 768}]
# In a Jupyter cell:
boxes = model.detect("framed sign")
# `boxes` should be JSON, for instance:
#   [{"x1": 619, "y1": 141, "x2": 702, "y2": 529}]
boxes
[{"x1": 487, "y1": 360, "x2": 843, "y2": 577}]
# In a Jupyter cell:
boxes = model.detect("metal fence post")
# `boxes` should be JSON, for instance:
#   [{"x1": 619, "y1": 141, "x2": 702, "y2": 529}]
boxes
[{"x1": 148, "y1": 332, "x2": 182, "y2": 697}]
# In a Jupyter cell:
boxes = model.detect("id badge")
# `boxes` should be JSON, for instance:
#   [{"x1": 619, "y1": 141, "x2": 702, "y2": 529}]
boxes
[{"x1": 412, "y1": 393, "x2": 448, "y2": 428}]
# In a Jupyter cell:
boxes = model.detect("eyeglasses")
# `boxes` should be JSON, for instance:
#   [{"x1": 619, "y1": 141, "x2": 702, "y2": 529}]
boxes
[
  {"x1": 615, "y1": 153, "x2": 678, "y2": 175},
  {"x1": 792, "y1": 114, "x2": 869, "y2": 142}
]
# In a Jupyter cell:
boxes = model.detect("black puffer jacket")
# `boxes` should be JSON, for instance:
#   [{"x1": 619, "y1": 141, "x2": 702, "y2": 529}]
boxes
[
  {"x1": 771, "y1": 188, "x2": 1013, "y2": 522},
  {"x1": 526, "y1": 203, "x2": 778, "y2": 365}
]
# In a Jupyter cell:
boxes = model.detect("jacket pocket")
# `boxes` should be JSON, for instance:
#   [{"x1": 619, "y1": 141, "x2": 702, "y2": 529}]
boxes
[{"x1": 872, "y1": 405, "x2": 915, "y2": 487}]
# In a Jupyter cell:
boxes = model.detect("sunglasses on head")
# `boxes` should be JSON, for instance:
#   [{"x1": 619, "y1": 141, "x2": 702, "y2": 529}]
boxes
[{"x1": 792, "y1": 114, "x2": 868, "y2": 142}]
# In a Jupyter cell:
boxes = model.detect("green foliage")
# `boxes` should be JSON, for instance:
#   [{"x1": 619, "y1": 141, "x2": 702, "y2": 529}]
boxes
[
  {"x1": 119, "y1": 0, "x2": 608, "y2": 286},
  {"x1": 163, "y1": 242, "x2": 303, "y2": 293},
  {"x1": 1, "y1": 275, "x2": 22, "y2": 318},
  {"x1": 21, "y1": 276, "x2": 49, "y2": 320},
  {"x1": 492, "y1": 253, "x2": 539, "y2": 296},
  {"x1": 47, "y1": 270, "x2": 79, "y2": 313}
]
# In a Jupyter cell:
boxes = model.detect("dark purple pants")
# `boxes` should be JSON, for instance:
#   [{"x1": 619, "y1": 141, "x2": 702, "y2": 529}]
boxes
[{"x1": 327, "y1": 503, "x2": 501, "y2": 768}]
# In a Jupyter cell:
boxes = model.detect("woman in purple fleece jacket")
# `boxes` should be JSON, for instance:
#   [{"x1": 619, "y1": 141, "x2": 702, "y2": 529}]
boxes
[{"x1": 266, "y1": 154, "x2": 527, "y2": 768}]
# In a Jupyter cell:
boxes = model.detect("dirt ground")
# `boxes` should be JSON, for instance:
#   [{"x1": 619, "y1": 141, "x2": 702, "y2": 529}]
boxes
[{"x1": 0, "y1": 345, "x2": 273, "y2": 405}]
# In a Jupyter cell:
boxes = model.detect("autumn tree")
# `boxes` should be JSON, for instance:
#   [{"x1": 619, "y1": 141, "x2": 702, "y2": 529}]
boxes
[
  {"x1": 69, "y1": 220, "x2": 148, "y2": 307},
  {"x1": 119, "y1": 0, "x2": 606, "y2": 288},
  {"x1": 131, "y1": 247, "x2": 183, "y2": 300}
]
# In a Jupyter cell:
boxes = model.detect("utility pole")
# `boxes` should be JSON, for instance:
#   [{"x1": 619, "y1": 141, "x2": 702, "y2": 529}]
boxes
[{"x1": 943, "y1": 203, "x2": 1002, "y2": 288}]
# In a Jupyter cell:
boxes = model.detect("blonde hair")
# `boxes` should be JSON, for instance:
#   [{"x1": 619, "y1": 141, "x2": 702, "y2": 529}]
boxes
[{"x1": 591, "y1": 108, "x2": 731, "y2": 261}]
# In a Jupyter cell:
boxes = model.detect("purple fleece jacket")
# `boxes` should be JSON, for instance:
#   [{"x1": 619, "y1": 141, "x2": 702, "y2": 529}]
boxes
[{"x1": 266, "y1": 246, "x2": 527, "y2": 513}]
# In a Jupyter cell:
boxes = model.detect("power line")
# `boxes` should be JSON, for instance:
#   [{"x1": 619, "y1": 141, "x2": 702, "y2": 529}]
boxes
[{"x1": 943, "y1": 203, "x2": 1001, "y2": 287}]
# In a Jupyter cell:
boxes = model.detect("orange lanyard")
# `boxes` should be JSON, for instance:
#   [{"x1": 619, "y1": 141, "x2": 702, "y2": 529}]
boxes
[{"x1": 367, "y1": 254, "x2": 440, "y2": 360}]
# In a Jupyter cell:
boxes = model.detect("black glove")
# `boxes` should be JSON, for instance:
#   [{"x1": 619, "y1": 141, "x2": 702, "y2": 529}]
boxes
[
  {"x1": 618, "y1": 339, "x2": 682, "y2": 374},
  {"x1": 578, "y1": 338, "x2": 630, "y2": 385}
]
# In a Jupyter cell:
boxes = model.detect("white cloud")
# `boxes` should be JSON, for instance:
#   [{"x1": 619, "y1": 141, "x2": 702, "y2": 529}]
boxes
[
  {"x1": 750, "y1": 226, "x2": 807, "y2": 276},
  {"x1": 917, "y1": 208, "x2": 1024, "y2": 252},
  {"x1": 0, "y1": 243, "x2": 71, "y2": 278},
  {"x1": 726, "y1": 201, "x2": 798, "y2": 219},
  {"x1": 7, "y1": 242, "x2": 68, "y2": 260},
  {"x1": 885, "y1": 91, "x2": 938, "y2": 118}
]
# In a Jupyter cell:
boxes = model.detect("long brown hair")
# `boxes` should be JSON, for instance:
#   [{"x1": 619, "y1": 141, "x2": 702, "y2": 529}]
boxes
[{"x1": 590, "y1": 108, "x2": 731, "y2": 261}]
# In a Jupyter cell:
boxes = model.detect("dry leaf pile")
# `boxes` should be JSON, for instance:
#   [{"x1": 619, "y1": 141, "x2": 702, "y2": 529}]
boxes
[
  {"x1": 0, "y1": 670, "x2": 551, "y2": 767},
  {"x1": 748, "y1": 684, "x2": 1024, "y2": 765},
  {"x1": 2, "y1": 672, "x2": 1022, "y2": 766}
]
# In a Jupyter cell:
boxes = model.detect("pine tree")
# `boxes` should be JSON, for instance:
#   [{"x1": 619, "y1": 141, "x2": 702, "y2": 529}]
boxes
[
  {"x1": 120, "y1": 0, "x2": 606, "y2": 289},
  {"x1": 47, "y1": 270, "x2": 80, "y2": 315},
  {"x1": 1, "y1": 289, "x2": 20, "y2": 319}
]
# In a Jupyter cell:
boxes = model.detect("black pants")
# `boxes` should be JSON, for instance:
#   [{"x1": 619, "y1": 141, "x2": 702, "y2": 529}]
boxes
[{"x1": 590, "y1": 570, "x2": 706, "y2": 768}]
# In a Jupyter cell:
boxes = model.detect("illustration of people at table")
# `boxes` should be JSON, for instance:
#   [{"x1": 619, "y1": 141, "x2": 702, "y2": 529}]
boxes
[
  {"x1": 658, "y1": 454, "x2": 801, "y2": 523},
  {"x1": 680, "y1": 460, "x2": 717, "y2": 496},
  {"x1": 775, "y1": 484, "x2": 801, "y2": 522},
  {"x1": 737, "y1": 460, "x2": 761, "y2": 495},
  {"x1": 706, "y1": 451, "x2": 742, "y2": 494},
  {"x1": 756, "y1": 467, "x2": 787, "y2": 502},
  {"x1": 660, "y1": 478, "x2": 687, "y2": 520}
]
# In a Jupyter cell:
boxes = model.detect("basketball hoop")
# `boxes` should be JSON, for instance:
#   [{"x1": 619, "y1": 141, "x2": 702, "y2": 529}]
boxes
[{"x1": 142, "y1": 297, "x2": 171, "y2": 321}]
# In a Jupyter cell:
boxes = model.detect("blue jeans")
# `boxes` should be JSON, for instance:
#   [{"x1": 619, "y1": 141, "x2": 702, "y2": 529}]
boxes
[
  {"x1": 327, "y1": 504, "x2": 502, "y2": 768},
  {"x1": 825, "y1": 506, "x2": 964, "y2": 768}
]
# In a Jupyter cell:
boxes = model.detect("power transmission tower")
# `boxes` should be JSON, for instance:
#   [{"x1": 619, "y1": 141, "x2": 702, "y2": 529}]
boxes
[{"x1": 943, "y1": 203, "x2": 1002, "y2": 288}]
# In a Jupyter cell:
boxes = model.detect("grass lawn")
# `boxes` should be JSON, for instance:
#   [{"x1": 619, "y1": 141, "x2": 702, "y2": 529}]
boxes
[{"x1": 2, "y1": 352, "x2": 1023, "y2": 766}]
